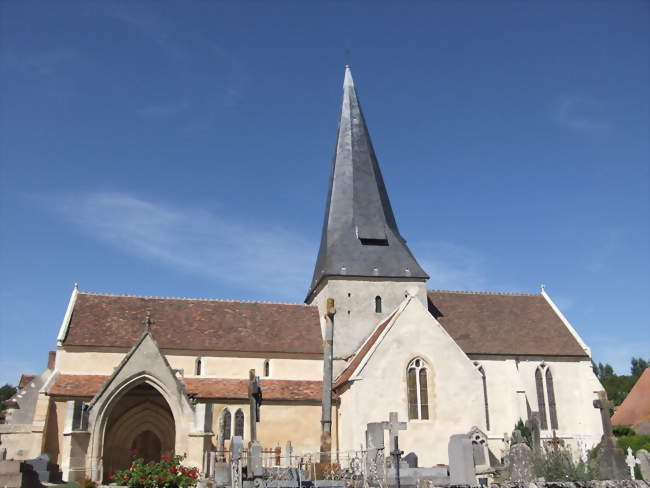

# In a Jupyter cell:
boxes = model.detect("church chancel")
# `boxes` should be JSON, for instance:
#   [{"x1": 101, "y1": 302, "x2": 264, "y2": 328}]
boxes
[{"x1": 0, "y1": 67, "x2": 604, "y2": 481}]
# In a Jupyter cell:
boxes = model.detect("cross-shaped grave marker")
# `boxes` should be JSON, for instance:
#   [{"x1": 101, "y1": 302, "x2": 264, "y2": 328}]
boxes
[
  {"x1": 593, "y1": 391, "x2": 615, "y2": 445},
  {"x1": 382, "y1": 411, "x2": 407, "y2": 453},
  {"x1": 625, "y1": 447, "x2": 641, "y2": 480}
]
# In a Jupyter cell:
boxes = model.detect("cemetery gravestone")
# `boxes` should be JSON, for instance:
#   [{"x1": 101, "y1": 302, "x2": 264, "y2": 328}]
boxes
[
  {"x1": 507, "y1": 433, "x2": 533, "y2": 483},
  {"x1": 525, "y1": 413, "x2": 542, "y2": 452},
  {"x1": 382, "y1": 412, "x2": 407, "y2": 454},
  {"x1": 625, "y1": 447, "x2": 641, "y2": 480},
  {"x1": 636, "y1": 449, "x2": 650, "y2": 481},
  {"x1": 403, "y1": 452, "x2": 418, "y2": 469},
  {"x1": 285, "y1": 441, "x2": 293, "y2": 467},
  {"x1": 593, "y1": 391, "x2": 630, "y2": 480},
  {"x1": 448, "y1": 434, "x2": 476, "y2": 486}
]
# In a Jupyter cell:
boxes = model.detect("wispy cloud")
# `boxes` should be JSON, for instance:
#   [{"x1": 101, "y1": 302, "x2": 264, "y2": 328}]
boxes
[
  {"x1": 553, "y1": 95, "x2": 610, "y2": 134},
  {"x1": 53, "y1": 193, "x2": 315, "y2": 300}
]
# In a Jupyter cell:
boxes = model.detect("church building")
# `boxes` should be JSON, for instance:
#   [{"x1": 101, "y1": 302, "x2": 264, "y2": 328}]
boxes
[{"x1": 0, "y1": 66, "x2": 604, "y2": 481}]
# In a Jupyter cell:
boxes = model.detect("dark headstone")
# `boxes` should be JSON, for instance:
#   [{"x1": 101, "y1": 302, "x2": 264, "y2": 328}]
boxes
[
  {"x1": 404, "y1": 452, "x2": 418, "y2": 468},
  {"x1": 593, "y1": 391, "x2": 630, "y2": 480}
]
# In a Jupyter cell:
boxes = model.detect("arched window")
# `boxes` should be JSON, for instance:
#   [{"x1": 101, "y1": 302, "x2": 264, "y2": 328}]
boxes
[
  {"x1": 234, "y1": 409, "x2": 244, "y2": 437},
  {"x1": 535, "y1": 364, "x2": 558, "y2": 430},
  {"x1": 407, "y1": 358, "x2": 429, "y2": 420},
  {"x1": 263, "y1": 360, "x2": 270, "y2": 377},
  {"x1": 535, "y1": 367, "x2": 548, "y2": 430},
  {"x1": 195, "y1": 358, "x2": 202, "y2": 376},
  {"x1": 545, "y1": 368, "x2": 559, "y2": 430},
  {"x1": 474, "y1": 362, "x2": 490, "y2": 431},
  {"x1": 221, "y1": 408, "x2": 232, "y2": 440},
  {"x1": 375, "y1": 296, "x2": 382, "y2": 313}
]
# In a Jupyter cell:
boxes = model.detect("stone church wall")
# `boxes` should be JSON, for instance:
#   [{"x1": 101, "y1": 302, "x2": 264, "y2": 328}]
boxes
[
  {"x1": 54, "y1": 349, "x2": 322, "y2": 380},
  {"x1": 336, "y1": 297, "x2": 485, "y2": 467}
]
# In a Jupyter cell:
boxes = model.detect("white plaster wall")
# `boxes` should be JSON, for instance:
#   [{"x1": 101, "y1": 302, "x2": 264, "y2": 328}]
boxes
[
  {"x1": 516, "y1": 358, "x2": 604, "y2": 448},
  {"x1": 309, "y1": 278, "x2": 428, "y2": 374},
  {"x1": 199, "y1": 357, "x2": 322, "y2": 380},
  {"x1": 469, "y1": 358, "x2": 522, "y2": 437},
  {"x1": 55, "y1": 350, "x2": 322, "y2": 381},
  {"x1": 56, "y1": 350, "x2": 125, "y2": 374},
  {"x1": 337, "y1": 297, "x2": 484, "y2": 467}
]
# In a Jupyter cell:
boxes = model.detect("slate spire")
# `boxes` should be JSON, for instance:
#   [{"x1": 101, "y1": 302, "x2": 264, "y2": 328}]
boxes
[{"x1": 306, "y1": 66, "x2": 428, "y2": 301}]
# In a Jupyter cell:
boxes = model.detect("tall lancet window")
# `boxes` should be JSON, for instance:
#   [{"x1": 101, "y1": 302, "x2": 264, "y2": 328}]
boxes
[
  {"x1": 221, "y1": 408, "x2": 232, "y2": 440},
  {"x1": 407, "y1": 358, "x2": 429, "y2": 420},
  {"x1": 234, "y1": 409, "x2": 244, "y2": 437},
  {"x1": 545, "y1": 368, "x2": 559, "y2": 430},
  {"x1": 535, "y1": 364, "x2": 559, "y2": 430},
  {"x1": 474, "y1": 362, "x2": 490, "y2": 431},
  {"x1": 375, "y1": 296, "x2": 382, "y2": 313},
  {"x1": 195, "y1": 358, "x2": 202, "y2": 376},
  {"x1": 535, "y1": 367, "x2": 548, "y2": 429}
]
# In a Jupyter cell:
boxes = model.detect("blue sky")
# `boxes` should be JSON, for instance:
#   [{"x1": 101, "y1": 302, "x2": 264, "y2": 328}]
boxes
[{"x1": 1, "y1": 1, "x2": 648, "y2": 385}]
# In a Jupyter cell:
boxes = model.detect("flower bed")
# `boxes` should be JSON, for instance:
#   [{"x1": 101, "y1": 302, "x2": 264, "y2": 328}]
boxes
[{"x1": 110, "y1": 451, "x2": 199, "y2": 488}]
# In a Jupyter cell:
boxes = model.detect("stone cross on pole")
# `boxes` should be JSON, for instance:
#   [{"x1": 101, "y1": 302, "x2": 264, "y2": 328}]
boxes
[
  {"x1": 382, "y1": 411, "x2": 407, "y2": 453},
  {"x1": 593, "y1": 391, "x2": 615, "y2": 445},
  {"x1": 248, "y1": 369, "x2": 262, "y2": 442},
  {"x1": 625, "y1": 447, "x2": 640, "y2": 480}
]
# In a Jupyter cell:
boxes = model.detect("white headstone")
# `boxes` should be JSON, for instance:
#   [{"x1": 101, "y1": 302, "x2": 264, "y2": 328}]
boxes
[{"x1": 625, "y1": 447, "x2": 641, "y2": 480}]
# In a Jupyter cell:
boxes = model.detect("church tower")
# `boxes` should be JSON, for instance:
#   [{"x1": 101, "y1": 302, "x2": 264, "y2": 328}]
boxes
[{"x1": 306, "y1": 66, "x2": 429, "y2": 371}]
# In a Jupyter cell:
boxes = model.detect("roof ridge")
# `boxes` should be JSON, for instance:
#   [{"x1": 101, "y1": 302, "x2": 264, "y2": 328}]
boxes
[
  {"x1": 428, "y1": 289, "x2": 540, "y2": 297},
  {"x1": 77, "y1": 291, "x2": 314, "y2": 307}
]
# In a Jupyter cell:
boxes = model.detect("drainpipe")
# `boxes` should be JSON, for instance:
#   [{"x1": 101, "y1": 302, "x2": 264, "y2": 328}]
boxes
[{"x1": 320, "y1": 298, "x2": 335, "y2": 464}]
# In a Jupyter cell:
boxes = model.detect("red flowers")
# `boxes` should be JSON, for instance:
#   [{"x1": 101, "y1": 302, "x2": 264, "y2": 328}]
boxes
[{"x1": 114, "y1": 451, "x2": 198, "y2": 487}]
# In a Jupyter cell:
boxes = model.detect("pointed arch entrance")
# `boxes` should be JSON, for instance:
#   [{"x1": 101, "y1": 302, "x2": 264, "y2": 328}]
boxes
[{"x1": 102, "y1": 383, "x2": 175, "y2": 477}]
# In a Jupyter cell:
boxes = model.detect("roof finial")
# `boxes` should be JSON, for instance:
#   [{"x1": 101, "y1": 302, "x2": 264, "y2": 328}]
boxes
[
  {"x1": 540, "y1": 283, "x2": 546, "y2": 293},
  {"x1": 73, "y1": 282, "x2": 79, "y2": 291},
  {"x1": 142, "y1": 312, "x2": 155, "y2": 332}
]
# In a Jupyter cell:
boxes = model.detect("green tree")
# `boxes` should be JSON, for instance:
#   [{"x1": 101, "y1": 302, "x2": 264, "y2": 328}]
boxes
[
  {"x1": 0, "y1": 383, "x2": 17, "y2": 413},
  {"x1": 630, "y1": 357, "x2": 649, "y2": 379},
  {"x1": 592, "y1": 357, "x2": 650, "y2": 406}
]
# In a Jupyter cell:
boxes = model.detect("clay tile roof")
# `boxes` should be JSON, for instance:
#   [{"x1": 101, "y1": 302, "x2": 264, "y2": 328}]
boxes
[
  {"x1": 48, "y1": 374, "x2": 109, "y2": 397},
  {"x1": 184, "y1": 378, "x2": 330, "y2": 401},
  {"x1": 18, "y1": 374, "x2": 36, "y2": 390},
  {"x1": 63, "y1": 293, "x2": 323, "y2": 355},
  {"x1": 427, "y1": 290, "x2": 587, "y2": 357},
  {"x1": 48, "y1": 375, "x2": 331, "y2": 402},
  {"x1": 333, "y1": 311, "x2": 396, "y2": 390},
  {"x1": 612, "y1": 368, "x2": 650, "y2": 426}
]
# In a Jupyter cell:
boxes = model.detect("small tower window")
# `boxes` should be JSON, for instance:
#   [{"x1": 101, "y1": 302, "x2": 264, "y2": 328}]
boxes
[
  {"x1": 263, "y1": 360, "x2": 270, "y2": 377},
  {"x1": 375, "y1": 296, "x2": 382, "y2": 313},
  {"x1": 195, "y1": 358, "x2": 202, "y2": 376}
]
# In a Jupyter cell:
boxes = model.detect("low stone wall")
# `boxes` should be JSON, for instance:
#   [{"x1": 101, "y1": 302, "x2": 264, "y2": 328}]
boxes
[{"x1": 489, "y1": 481, "x2": 649, "y2": 488}]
